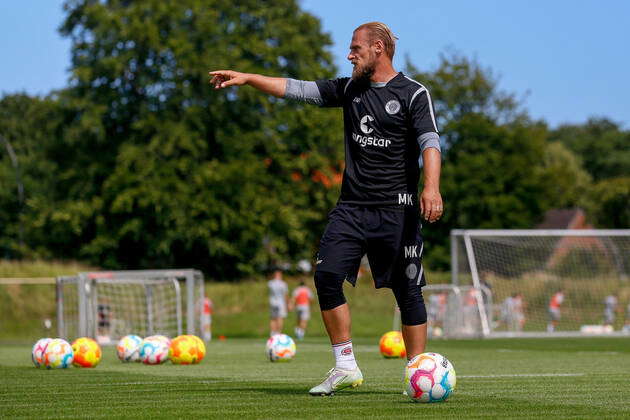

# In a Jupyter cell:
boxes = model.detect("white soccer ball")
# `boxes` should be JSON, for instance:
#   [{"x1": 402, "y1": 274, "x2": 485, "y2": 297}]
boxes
[
  {"x1": 266, "y1": 334, "x2": 296, "y2": 362},
  {"x1": 32, "y1": 338, "x2": 53, "y2": 368},
  {"x1": 405, "y1": 352, "x2": 456, "y2": 403},
  {"x1": 43, "y1": 338, "x2": 74, "y2": 369},
  {"x1": 116, "y1": 334, "x2": 143, "y2": 362},
  {"x1": 139, "y1": 337, "x2": 170, "y2": 365}
]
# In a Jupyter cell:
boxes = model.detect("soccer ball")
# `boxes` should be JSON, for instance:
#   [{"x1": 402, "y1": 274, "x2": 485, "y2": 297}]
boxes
[
  {"x1": 169, "y1": 335, "x2": 205, "y2": 365},
  {"x1": 139, "y1": 337, "x2": 170, "y2": 365},
  {"x1": 32, "y1": 338, "x2": 53, "y2": 368},
  {"x1": 189, "y1": 335, "x2": 206, "y2": 362},
  {"x1": 71, "y1": 337, "x2": 102, "y2": 368},
  {"x1": 405, "y1": 352, "x2": 456, "y2": 403},
  {"x1": 265, "y1": 334, "x2": 296, "y2": 362},
  {"x1": 117, "y1": 334, "x2": 143, "y2": 362},
  {"x1": 43, "y1": 338, "x2": 74, "y2": 369},
  {"x1": 379, "y1": 331, "x2": 406, "y2": 358},
  {"x1": 145, "y1": 335, "x2": 171, "y2": 346}
]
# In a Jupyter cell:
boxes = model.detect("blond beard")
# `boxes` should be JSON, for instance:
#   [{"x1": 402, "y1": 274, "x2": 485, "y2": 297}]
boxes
[{"x1": 352, "y1": 58, "x2": 376, "y2": 85}]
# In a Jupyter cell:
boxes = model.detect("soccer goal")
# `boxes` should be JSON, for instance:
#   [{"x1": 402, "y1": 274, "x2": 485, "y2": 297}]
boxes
[
  {"x1": 56, "y1": 269, "x2": 205, "y2": 343},
  {"x1": 392, "y1": 283, "x2": 493, "y2": 339},
  {"x1": 451, "y1": 229, "x2": 630, "y2": 337}
]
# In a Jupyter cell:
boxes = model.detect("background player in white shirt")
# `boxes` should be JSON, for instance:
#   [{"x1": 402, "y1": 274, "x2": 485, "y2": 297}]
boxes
[
  {"x1": 268, "y1": 269, "x2": 289, "y2": 336},
  {"x1": 603, "y1": 293, "x2": 618, "y2": 328}
]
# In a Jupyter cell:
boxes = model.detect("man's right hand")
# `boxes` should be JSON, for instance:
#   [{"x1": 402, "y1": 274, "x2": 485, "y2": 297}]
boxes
[{"x1": 209, "y1": 70, "x2": 249, "y2": 89}]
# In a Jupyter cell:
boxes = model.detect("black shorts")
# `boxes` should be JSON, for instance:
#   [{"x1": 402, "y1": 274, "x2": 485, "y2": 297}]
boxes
[{"x1": 315, "y1": 203, "x2": 425, "y2": 289}]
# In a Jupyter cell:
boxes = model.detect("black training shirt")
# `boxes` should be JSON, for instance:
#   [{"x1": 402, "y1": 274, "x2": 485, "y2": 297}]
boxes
[{"x1": 315, "y1": 73, "x2": 439, "y2": 206}]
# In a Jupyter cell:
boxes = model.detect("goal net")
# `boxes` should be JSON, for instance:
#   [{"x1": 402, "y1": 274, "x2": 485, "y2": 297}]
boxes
[
  {"x1": 450, "y1": 229, "x2": 630, "y2": 337},
  {"x1": 57, "y1": 269, "x2": 205, "y2": 343}
]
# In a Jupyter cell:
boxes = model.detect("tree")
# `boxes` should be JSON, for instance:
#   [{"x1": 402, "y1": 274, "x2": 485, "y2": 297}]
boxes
[
  {"x1": 584, "y1": 177, "x2": 630, "y2": 228},
  {"x1": 0, "y1": 94, "x2": 66, "y2": 258},
  {"x1": 37, "y1": 0, "x2": 344, "y2": 278},
  {"x1": 549, "y1": 118, "x2": 630, "y2": 181},
  {"x1": 541, "y1": 142, "x2": 592, "y2": 209}
]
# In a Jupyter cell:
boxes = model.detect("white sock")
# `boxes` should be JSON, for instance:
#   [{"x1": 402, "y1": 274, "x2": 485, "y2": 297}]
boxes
[{"x1": 332, "y1": 339, "x2": 357, "y2": 370}]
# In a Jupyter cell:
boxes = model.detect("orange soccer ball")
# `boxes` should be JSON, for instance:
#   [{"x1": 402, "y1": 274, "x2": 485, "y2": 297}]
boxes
[
  {"x1": 169, "y1": 335, "x2": 205, "y2": 365},
  {"x1": 379, "y1": 331, "x2": 406, "y2": 358},
  {"x1": 71, "y1": 337, "x2": 102, "y2": 368}
]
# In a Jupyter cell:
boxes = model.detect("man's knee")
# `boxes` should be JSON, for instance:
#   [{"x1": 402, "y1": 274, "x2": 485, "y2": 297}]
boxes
[
  {"x1": 314, "y1": 271, "x2": 347, "y2": 311},
  {"x1": 394, "y1": 285, "x2": 427, "y2": 326}
]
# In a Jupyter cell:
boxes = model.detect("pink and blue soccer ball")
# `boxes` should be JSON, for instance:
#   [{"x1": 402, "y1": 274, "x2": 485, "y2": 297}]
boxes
[
  {"x1": 32, "y1": 338, "x2": 53, "y2": 368},
  {"x1": 265, "y1": 334, "x2": 296, "y2": 362},
  {"x1": 43, "y1": 338, "x2": 74, "y2": 369},
  {"x1": 139, "y1": 337, "x2": 170, "y2": 365},
  {"x1": 145, "y1": 335, "x2": 171, "y2": 347},
  {"x1": 405, "y1": 352, "x2": 456, "y2": 403}
]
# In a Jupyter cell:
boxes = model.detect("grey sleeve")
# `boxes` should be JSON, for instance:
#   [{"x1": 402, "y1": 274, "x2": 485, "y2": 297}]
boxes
[
  {"x1": 417, "y1": 132, "x2": 441, "y2": 167},
  {"x1": 284, "y1": 78, "x2": 324, "y2": 106},
  {"x1": 418, "y1": 132, "x2": 441, "y2": 153}
]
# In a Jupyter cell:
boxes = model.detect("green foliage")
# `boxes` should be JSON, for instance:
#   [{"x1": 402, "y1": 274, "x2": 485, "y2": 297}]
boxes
[
  {"x1": 584, "y1": 177, "x2": 630, "y2": 228},
  {"x1": 0, "y1": 95, "x2": 66, "y2": 258},
  {"x1": 549, "y1": 118, "x2": 630, "y2": 181},
  {"x1": 541, "y1": 142, "x2": 592, "y2": 208}
]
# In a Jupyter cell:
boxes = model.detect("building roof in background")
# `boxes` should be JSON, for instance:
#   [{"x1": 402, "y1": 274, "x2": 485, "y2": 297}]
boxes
[{"x1": 536, "y1": 208, "x2": 591, "y2": 229}]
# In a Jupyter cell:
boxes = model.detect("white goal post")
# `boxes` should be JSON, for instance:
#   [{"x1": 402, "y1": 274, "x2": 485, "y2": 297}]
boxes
[
  {"x1": 56, "y1": 269, "x2": 205, "y2": 343},
  {"x1": 450, "y1": 229, "x2": 630, "y2": 338}
]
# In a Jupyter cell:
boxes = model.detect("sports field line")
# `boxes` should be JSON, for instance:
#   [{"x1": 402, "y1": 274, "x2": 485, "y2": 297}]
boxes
[{"x1": 459, "y1": 373, "x2": 584, "y2": 378}]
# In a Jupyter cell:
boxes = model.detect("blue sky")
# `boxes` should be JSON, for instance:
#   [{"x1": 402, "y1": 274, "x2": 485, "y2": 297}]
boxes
[{"x1": 1, "y1": 0, "x2": 628, "y2": 128}]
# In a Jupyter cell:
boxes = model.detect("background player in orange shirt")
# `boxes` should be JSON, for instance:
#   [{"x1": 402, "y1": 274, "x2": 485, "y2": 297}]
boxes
[
  {"x1": 547, "y1": 289, "x2": 565, "y2": 332},
  {"x1": 291, "y1": 281, "x2": 314, "y2": 340}
]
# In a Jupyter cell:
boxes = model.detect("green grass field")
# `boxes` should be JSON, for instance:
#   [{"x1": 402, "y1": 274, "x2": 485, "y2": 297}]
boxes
[{"x1": 1, "y1": 337, "x2": 629, "y2": 419}]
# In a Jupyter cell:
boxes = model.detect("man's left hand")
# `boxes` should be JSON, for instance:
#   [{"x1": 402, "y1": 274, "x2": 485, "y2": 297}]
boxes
[{"x1": 420, "y1": 188, "x2": 443, "y2": 223}]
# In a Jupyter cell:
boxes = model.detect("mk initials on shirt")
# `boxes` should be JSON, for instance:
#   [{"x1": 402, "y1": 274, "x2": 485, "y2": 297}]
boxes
[{"x1": 398, "y1": 193, "x2": 413, "y2": 205}]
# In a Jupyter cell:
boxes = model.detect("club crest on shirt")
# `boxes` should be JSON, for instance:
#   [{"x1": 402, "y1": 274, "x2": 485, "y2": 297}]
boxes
[
  {"x1": 385, "y1": 99, "x2": 401, "y2": 115},
  {"x1": 405, "y1": 263, "x2": 418, "y2": 280}
]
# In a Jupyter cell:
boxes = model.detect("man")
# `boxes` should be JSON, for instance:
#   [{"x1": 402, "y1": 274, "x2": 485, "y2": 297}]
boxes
[
  {"x1": 503, "y1": 292, "x2": 525, "y2": 332},
  {"x1": 210, "y1": 21, "x2": 442, "y2": 396},
  {"x1": 603, "y1": 293, "x2": 618, "y2": 328},
  {"x1": 201, "y1": 296, "x2": 213, "y2": 342},
  {"x1": 427, "y1": 291, "x2": 446, "y2": 335},
  {"x1": 547, "y1": 289, "x2": 564, "y2": 332},
  {"x1": 500, "y1": 294, "x2": 515, "y2": 330},
  {"x1": 268, "y1": 269, "x2": 289, "y2": 336},
  {"x1": 96, "y1": 298, "x2": 112, "y2": 344},
  {"x1": 291, "y1": 281, "x2": 314, "y2": 340},
  {"x1": 513, "y1": 292, "x2": 525, "y2": 332}
]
